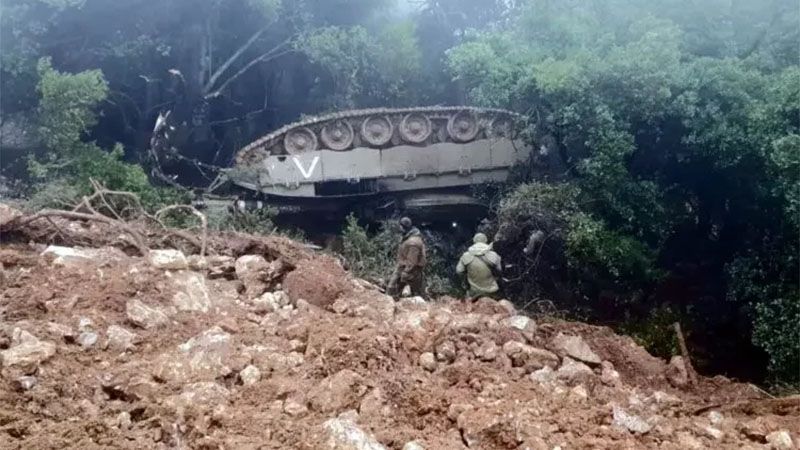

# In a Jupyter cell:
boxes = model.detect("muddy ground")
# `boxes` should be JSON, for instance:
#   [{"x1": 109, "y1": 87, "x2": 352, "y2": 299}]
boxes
[{"x1": 0, "y1": 215, "x2": 798, "y2": 449}]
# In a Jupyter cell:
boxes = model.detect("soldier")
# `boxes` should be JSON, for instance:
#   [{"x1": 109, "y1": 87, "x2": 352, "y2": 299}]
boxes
[
  {"x1": 456, "y1": 233, "x2": 502, "y2": 300},
  {"x1": 387, "y1": 217, "x2": 427, "y2": 298}
]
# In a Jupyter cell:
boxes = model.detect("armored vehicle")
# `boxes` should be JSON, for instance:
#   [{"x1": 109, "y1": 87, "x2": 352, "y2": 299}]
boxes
[{"x1": 226, "y1": 106, "x2": 532, "y2": 224}]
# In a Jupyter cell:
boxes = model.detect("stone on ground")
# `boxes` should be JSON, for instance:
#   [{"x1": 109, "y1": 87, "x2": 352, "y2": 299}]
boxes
[
  {"x1": 148, "y1": 249, "x2": 188, "y2": 270},
  {"x1": 551, "y1": 333, "x2": 601, "y2": 366},
  {"x1": 126, "y1": 299, "x2": 170, "y2": 329},
  {"x1": 168, "y1": 270, "x2": 211, "y2": 312},
  {"x1": 612, "y1": 406, "x2": 652, "y2": 434},
  {"x1": 0, "y1": 328, "x2": 56, "y2": 369},
  {"x1": 323, "y1": 412, "x2": 387, "y2": 450}
]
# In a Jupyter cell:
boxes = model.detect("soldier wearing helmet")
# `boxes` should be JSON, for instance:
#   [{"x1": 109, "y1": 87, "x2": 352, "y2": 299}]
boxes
[{"x1": 387, "y1": 217, "x2": 427, "y2": 298}]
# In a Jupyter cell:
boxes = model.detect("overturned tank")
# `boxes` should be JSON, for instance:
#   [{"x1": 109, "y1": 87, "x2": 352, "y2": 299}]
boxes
[{"x1": 227, "y1": 106, "x2": 532, "y2": 225}]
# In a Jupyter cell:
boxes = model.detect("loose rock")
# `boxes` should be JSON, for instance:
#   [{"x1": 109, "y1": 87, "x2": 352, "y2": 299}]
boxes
[
  {"x1": 148, "y1": 249, "x2": 188, "y2": 270},
  {"x1": 235, "y1": 255, "x2": 270, "y2": 298},
  {"x1": 323, "y1": 413, "x2": 387, "y2": 450},
  {"x1": 168, "y1": 270, "x2": 211, "y2": 312},
  {"x1": 105, "y1": 325, "x2": 138, "y2": 351},
  {"x1": 551, "y1": 333, "x2": 601, "y2": 366},
  {"x1": 402, "y1": 441, "x2": 425, "y2": 450},
  {"x1": 766, "y1": 430, "x2": 794, "y2": 449},
  {"x1": 556, "y1": 357, "x2": 595, "y2": 384},
  {"x1": 239, "y1": 365, "x2": 261, "y2": 386},
  {"x1": 308, "y1": 369, "x2": 365, "y2": 413},
  {"x1": 666, "y1": 356, "x2": 690, "y2": 388},
  {"x1": 612, "y1": 406, "x2": 652, "y2": 434},
  {"x1": 126, "y1": 299, "x2": 170, "y2": 329},
  {"x1": 15, "y1": 375, "x2": 37, "y2": 391},
  {"x1": 0, "y1": 328, "x2": 56, "y2": 369},
  {"x1": 77, "y1": 331, "x2": 98, "y2": 349},
  {"x1": 419, "y1": 352, "x2": 437, "y2": 371}
]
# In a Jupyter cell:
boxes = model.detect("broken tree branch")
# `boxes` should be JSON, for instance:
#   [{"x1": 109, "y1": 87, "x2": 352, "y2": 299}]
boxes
[
  {"x1": 673, "y1": 322, "x2": 698, "y2": 386},
  {"x1": 203, "y1": 23, "x2": 275, "y2": 94},
  {"x1": 155, "y1": 205, "x2": 208, "y2": 257}
]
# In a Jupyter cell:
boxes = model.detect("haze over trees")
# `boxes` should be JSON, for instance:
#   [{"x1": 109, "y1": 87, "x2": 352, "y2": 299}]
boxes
[{"x1": 1, "y1": 0, "x2": 797, "y2": 386}]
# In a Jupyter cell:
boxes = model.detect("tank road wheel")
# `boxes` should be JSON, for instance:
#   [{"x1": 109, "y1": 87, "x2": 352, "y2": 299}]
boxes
[
  {"x1": 447, "y1": 110, "x2": 480, "y2": 142},
  {"x1": 320, "y1": 119, "x2": 355, "y2": 151},
  {"x1": 361, "y1": 115, "x2": 393, "y2": 146},
  {"x1": 487, "y1": 116, "x2": 513, "y2": 138},
  {"x1": 399, "y1": 113, "x2": 432, "y2": 144},
  {"x1": 283, "y1": 127, "x2": 318, "y2": 155}
]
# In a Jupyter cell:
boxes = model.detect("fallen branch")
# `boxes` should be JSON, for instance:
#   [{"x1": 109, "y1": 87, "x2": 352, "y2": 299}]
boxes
[
  {"x1": 7, "y1": 208, "x2": 149, "y2": 256},
  {"x1": 673, "y1": 322, "x2": 698, "y2": 386},
  {"x1": 155, "y1": 205, "x2": 208, "y2": 257}
]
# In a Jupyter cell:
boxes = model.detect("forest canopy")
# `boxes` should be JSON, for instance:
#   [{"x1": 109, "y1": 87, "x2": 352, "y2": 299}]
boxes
[{"x1": 0, "y1": 0, "x2": 798, "y2": 386}]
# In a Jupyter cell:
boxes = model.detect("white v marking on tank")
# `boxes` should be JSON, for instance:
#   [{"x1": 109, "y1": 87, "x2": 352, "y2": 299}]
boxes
[{"x1": 292, "y1": 156, "x2": 319, "y2": 179}]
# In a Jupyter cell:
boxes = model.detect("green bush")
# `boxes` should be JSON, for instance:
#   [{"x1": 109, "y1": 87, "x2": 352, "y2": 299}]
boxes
[
  {"x1": 208, "y1": 206, "x2": 278, "y2": 235},
  {"x1": 752, "y1": 296, "x2": 800, "y2": 383}
]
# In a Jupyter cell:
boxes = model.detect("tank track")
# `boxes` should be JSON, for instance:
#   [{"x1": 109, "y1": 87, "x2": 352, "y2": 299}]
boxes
[{"x1": 234, "y1": 106, "x2": 524, "y2": 166}]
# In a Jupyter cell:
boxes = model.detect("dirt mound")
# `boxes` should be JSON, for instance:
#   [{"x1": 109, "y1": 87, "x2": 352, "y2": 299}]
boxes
[{"x1": 0, "y1": 221, "x2": 797, "y2": 449}]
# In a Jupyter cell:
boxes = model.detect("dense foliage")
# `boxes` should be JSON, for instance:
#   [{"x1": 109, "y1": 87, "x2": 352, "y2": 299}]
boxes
[{"x1": 0, "y1": 0, "x2": 797, "y2": 385}]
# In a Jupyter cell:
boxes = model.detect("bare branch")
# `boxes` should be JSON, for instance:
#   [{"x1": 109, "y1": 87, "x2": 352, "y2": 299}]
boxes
[
  {"x1": 205, "y1": 38, "x2": 294, "y2": 99},
  {"x1": 203, "y1": 23, "x2": 274, "y2": 94},
  {"x1": 155, "y1": 205, "x2": 208, "y2": 257}
]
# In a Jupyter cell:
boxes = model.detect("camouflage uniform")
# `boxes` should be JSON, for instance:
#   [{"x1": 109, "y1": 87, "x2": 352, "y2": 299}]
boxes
[{"x1": 387, "y1": 223, "x2": 427, "y2": 298}]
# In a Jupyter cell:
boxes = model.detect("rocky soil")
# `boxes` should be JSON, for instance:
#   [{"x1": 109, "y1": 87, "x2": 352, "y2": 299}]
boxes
[{"x1": 0, "y1": 210, "x2": 798, "y2": 449}]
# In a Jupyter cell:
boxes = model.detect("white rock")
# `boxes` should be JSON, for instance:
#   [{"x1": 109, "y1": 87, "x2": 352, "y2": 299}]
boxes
[
  {"x1": 41, "y1": 245, "x2": 94, "y2": 266},
  {"x1": 650, "y1": 391, "x2": 681, "y2": 406},
  {"x1": 708, "y1": 410, "x2": 724, "y2": 426},
  {"x1": 570, "y1": 385, "x2": 588, "y2": 399},
  {"x1": 283, "y1": 398, "x2": 309, "y2": 417},
  {"x1": 666, "y1": 356, "x2": 689, "y2": 388},
  {"x1": 0, "y1": 329, "x2": 56, "y2": 369},
  {"x1": 702, "y1": 426, "x2": 724, "y2": 440},
  {"x1": 530, "y1": 366, "x2": 556, "y2": 385},
  {"x1": 78, "y1": 331, "x2": 98, "y2": 349},
  {"x1": 105, "y1": 325, "x2": 138, "y2": 351},
  {"x1": 0, "y1": 202, "x2": 22, "y2": 226},
  {"x1": 167, "y1": 382, "x2": 230, "y2": 412},
  {"x1": 600, "y1": 361, "x2": 621, "y2": 386},
  {"x1": 148, "y1": 249, "x2": 188, "y2": 270},
  {"x1": 235, "y1": 255, "x2": 269, "y2": 298},
  {"x1": 117, "y1": 411, "x2": 132, "y2": 430},
  {"x1": 419, "y1": 352, "x2": 437, "y2": 372},
  {"x1": 153, "y1": 327, "x2": 233, "y2": 384},
  {"x1": 15, "y1": 376, "x2": 37, "y2": 391},
  {"x1": 239, "y1": 365, "x2": 261, "y2": 386},
  {"x1": 551, "y1": 333, "x2": 601, "y2": 366},
  {"x1": 402, "y1": 441, "x2": 425, "y2": 450},
  {"x1": 126, "y1": 299, "x2": 170, "y2": 329},
  {"x1": 766, "y1": 430, "x2": 794, "y2": 449},
  {"x1": 168, "y1": 270, "x2": 211, "y2": 312},
  {"x1": 497, "y1": 299, "x2": 516, "y2": 316},
  {"x1": 78, "y1": 317, "x2": 94, "y2": 331},
  {"x1": 393, "y1": 310, "x2": 430, "y2": 332},
  {"x1": 323, "y1": 414, "x2": 387, "y2": 450},
  {"x1": 252, "y1": 291, "x2": 282, "y2": 314},
  {"x1": 502, "y1": 315, "x2": 533, "y2": 332},
  {"x1": 612, "y1": 406, "x2": 652, "y2": 434},
  {"x1": 556, "y1": 357, "x2": 594, "y2": 384}
]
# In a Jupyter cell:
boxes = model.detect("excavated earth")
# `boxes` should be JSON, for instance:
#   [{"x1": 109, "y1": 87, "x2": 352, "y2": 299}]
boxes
[{"x1": 0, "y1": 216, "x2": 798, "y2": 449}]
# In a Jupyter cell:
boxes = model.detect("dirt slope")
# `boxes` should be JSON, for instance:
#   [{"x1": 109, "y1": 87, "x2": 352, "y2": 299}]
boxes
[{"x1": 0, "y1": 223, "x2": 797, "y2": 449}]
